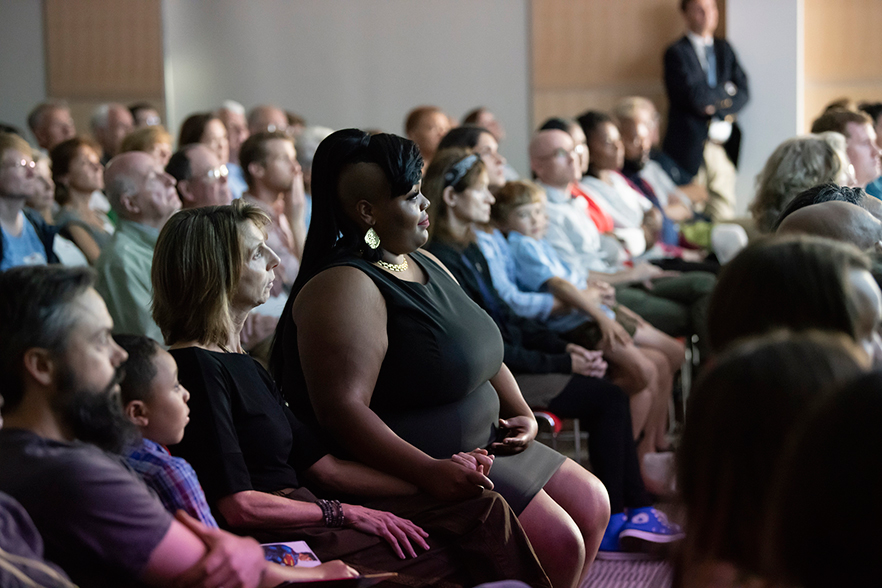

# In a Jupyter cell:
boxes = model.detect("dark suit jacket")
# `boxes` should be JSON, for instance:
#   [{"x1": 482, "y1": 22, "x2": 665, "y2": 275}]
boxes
[{"x1": 662, "y1": 35, "x2": 749, "y2": 178}]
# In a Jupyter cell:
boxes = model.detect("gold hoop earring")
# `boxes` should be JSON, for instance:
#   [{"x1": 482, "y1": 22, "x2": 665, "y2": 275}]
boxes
[{"x1": 364, "y1": 227, "x2": 380, "y2": 250}]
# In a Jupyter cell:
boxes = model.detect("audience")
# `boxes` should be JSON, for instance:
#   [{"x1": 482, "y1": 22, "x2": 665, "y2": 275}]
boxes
[
  {"x1": 217, "y1": 99, "x2": 250, "y2": 199},
  {"x1": 0, "y1": 132, "x2": 57, "y2": 270},
  {"x1": 90, "y1": 103, "x2": 134, "y2": 165},
  {"x1": 50, "y1": 137, "x2": 113, "y2": 263},
  {"x1": 530, "y1": 128, "x2": 716, "y2": 344},
  {"x1": 0, "y1": 265, "x2": 359, "y2": 588},
  {"x1": 165, "y1": 143, "x2": 233, "y2": 209},
  {"x1": 95, "y1": 151, "x2": 180, "y2": 344},
  {"x1": 151, "y1": 201, "x2": 550, "y2": 588},
  {"x1": 7, "y1": 57, "x2": 882, "y2": 587},
  {"x1": 26, "y1": 101, "x2": 75, "y2": 152},
  {"x1": 120, "y1": 125, "x2": 174, "y2": 168}
]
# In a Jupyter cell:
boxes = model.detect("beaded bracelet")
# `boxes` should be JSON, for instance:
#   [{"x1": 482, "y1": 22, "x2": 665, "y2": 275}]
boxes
[{"x1": 316, "y1": 498, "x2": 345, "y2": 527}]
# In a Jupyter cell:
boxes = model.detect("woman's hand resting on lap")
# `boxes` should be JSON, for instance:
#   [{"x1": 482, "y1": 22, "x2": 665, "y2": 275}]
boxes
[
  {"x1": 422, "y1": 458, "x2": 494, "y2": 502},
  {"x1": 490, "y1": 416, "x2": 538, "y2": 456},
  {"x1": 341, "y1": 504, "x2": 430, "y2": 560},
  {"x1": 451, "y1": 448, "x2": 494, "y2": 477}
]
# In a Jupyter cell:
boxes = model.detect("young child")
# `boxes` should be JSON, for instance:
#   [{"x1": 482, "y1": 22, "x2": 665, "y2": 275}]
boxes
[
  {"x1": 492, "y1": 180, "x2": 684, "y2": 458},
  {"x1": 114, "y1": 334, "x2": 218, "y2": 527}
]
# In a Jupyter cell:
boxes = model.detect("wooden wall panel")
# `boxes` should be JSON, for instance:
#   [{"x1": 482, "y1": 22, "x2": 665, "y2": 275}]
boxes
[
  {"x1": 803, "y1": 0, "x2": 882, "y2": 130},
  {"x1": 531, "y1": 0, "x2": 726, "y2": 129},
  {"x1": 44, "y1": 0, "x2": 164, "y2": 99}
]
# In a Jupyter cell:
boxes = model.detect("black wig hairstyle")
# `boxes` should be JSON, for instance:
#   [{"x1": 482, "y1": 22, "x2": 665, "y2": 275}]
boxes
[{"x1": 269, "y1": 129, "x2": 422, "y2": 379}]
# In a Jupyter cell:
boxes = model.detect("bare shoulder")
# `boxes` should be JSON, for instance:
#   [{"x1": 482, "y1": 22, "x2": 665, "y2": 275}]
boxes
[
  {"x1": 292, "y1": 265, "x2": 386, "y2": 328},
  {"x1": 416, "y1": 248, "x2": 458, "y2": 283}
]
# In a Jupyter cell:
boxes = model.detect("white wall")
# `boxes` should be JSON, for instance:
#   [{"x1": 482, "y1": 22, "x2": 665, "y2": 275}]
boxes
[
  {"x1": 162, "y1": 0, "x2": 531, "y2": 175},
  {"x1": 0, "y1": 0, "x2": 46, "y2": 143},
  {"x1": 727, "y1": 0, "x2": 804, "y2": 215}
]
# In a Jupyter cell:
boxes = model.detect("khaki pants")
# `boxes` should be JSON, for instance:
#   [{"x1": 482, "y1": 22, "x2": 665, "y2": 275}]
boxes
[{"x1": 695, "y1": 141, "x2": 736, "y2": 221}]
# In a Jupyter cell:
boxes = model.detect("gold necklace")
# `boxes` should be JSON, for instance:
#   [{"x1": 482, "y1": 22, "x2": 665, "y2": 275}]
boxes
[{"x1": 374, "y1": 257, "x2": 409, "y2": 272}]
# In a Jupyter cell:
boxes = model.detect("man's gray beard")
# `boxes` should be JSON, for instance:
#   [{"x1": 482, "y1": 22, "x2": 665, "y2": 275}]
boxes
[{"x1": 52, "y1": 363, "x2": 138, "y2": 455}]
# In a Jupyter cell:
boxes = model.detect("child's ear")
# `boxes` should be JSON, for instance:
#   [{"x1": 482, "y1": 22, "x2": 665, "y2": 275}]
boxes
[{"x1": 125, "y1": 400, "x2": 150, "y2": 428}]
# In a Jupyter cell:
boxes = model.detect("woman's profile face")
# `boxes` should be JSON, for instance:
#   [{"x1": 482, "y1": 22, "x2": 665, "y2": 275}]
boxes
[
  {"x1": 371, "y1": 182, "x2": 431, "y2": 255},
  {"x1": 66, "y1": 146, "x2": 104, "y2": 193},
  {"x1": 473, "y1": 132, "x2": 507, "y2": 189},
  {"x1": 201, "y1": 119, "x2": 230, "y2": 166},
  {"x1": 452, "y1": 171, "x2": 494, "y2": 225},
  {"x1": 232, "y1": 220, "x2": 280, "y2": 311}
]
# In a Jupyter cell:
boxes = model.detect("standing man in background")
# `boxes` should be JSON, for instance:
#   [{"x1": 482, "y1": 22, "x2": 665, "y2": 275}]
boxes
[{"x1": 663, "y1": 0, "x2": 748, "y2": 221}]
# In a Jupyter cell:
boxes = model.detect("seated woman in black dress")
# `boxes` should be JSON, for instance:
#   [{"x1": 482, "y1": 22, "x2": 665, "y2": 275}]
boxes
[
  {"x1": 271, "y1": 130, "x2": 610, "y2": 588},
  {"x1": 151, "y1": 200, "x2": 550, "y2": 588}
]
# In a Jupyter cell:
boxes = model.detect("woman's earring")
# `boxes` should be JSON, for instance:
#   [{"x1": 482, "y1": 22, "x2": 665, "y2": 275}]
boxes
[{"x1": 364, "y1": 227, "x2": 380, "y2": 250}]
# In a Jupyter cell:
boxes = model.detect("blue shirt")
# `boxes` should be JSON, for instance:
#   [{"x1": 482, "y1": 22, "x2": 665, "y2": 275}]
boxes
[
  {"x1": 476, "y1": 229, "x2": 555, "y2": 321},
  {"x1": 126, "y1": 437, "x2": 218, "y2": 528},
  {"x1": 866, "y1": 177, "x2": 882, "y2": 200},
  {"x1": 507, "y1": 231, "x2": 615, "y2": 332},
  {"x1": 0, "y1": 212, "x2": 47, "y2": 271}
]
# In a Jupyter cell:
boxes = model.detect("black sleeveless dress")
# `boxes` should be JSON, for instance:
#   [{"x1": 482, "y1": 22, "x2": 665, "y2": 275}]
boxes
[{"x1": 282, "y1": 250, "x2": 565, "y2": 513}]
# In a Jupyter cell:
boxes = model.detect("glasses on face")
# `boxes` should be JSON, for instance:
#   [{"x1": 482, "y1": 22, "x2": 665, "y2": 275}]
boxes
[
  {"x1": 574, "y1": 144, "x2": 588, "y2": 155},
  {"x1": 202, "y1": 164, "x2": 229, "y2": 183},
  {"x1": 2, "y1": 158, "x2": 36, "y2": 171},
  {"x1": 265, "y1": 124, "x2": 296, "y2": 137}
]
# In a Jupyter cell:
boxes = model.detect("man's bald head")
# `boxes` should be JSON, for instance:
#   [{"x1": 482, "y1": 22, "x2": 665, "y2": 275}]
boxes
[
  {"x1": 105, "y1": 151, "x2": 180, "y2": 227},
  {"x1": 777, "y1": 201, "x2": 882, "y2": 250},
  {"x1": 530, "y1": 129, "x2": 581, "y2": 188},
  {"x1": 247, "y1": 105, "x2": 288, "y2": 135}
]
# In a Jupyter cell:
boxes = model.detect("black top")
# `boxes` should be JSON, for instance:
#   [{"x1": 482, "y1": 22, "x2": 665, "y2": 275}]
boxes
[
  {"x1": 0, "y1": 429, "x2": 172, "y2": 588},
  {"x1": 170, "y1": 348, "x2": 329, "y2": 521},
  {"x1": 279, "y1": 250, "x2": 564, "y2": 513},
  {"x1": 427, "y1": 240, "x2": 573, "y2": 375}
]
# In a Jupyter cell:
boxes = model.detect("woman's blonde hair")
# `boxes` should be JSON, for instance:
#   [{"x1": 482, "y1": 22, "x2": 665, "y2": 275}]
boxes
[
  {"x1": 491, "y1": 180, "x2": 544, "y2": 225},
  {"x1": 749, "y1": 132, "x2": 846, "y2": 233},
  {"x1": 120, "y1": 126, "x2": 171, "y2": 154},
  {"x1": 424, "y1": 147, "x2": 487, "y2": 246},
  {"x1": 152, "y1": 200, "x2": 270, "y2": 347}
]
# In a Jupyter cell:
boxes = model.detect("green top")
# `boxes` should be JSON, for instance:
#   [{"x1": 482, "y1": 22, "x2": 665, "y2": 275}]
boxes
[{"x1": 95, "y1": 220, "x2": 164, "y2": 345}]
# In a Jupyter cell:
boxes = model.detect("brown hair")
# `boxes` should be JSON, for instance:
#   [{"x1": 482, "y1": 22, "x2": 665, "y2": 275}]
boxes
[
  {"x1": 152, "y1": 200, "x2": 271, "y2": 347},
  {"x1": 120, "y1": 126, "x2": 171, "y2": 154},
  {"x1": 810, "y1": 108, "x2": 873, "y2": 138},
  {"x1": 491, "y1": 180, "x2": 544, "y2": 225},
  {"x1": 49, "y1": 136, "x2": 102, "y2": 205},
  {"x1": 239, "y1": 130, "x2": 292, "y2": 189},
  {"x1": 423, "y1": 147, "x2": 487, "y2": 245},
  {"x1": 404, "y1": 105, "x2": 443, "y2": 135}
]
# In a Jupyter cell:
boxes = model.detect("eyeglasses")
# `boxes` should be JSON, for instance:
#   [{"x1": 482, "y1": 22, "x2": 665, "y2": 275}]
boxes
[
  {"x1": 265, "y1": 124, "x2": 296, "y2": 137},
  {"x1": 2, "y1": 158, "x2": 36, "y2": 171},
  {"x1": 201, "y1": 164, "x2": 229, "y2": 183}
]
